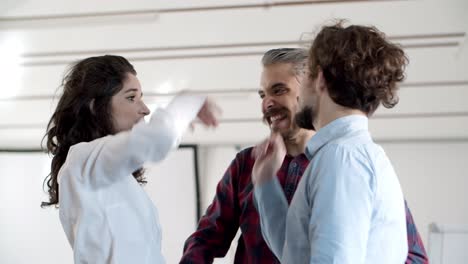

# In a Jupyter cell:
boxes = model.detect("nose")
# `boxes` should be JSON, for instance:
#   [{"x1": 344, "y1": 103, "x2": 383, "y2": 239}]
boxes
[
  {"x1": 262, "y1": 95, "x2": 276, "y2": 112},
  {"x1": 140, "y1": 102, "x2": 150, "y2": 116}
]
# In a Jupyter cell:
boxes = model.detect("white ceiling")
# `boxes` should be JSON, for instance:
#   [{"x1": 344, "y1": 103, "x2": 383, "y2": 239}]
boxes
[{"x1": 1, "y1": 0, "x2": 467, "y2": 149}]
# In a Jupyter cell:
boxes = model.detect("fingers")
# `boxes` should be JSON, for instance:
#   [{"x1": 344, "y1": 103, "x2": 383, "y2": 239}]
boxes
[
  {"x1": 198, "y1": 112, "x2": 216, "y2": 127},
  {"x1": 251, "y1": 133, "x2": 286, "y2": 186},
  {"x1": 266, "y1": 133, "x2": 279, "y2": 154},
  {"x1": 252, "y1": 138, "x2": 269, "y2": 160},
  {"x1": 252, "y1": 134, "x2": 279, "y2": 161},
  {"x1": 197, "y1": 98, "x2": 222, "y2": 128},
  {"x1": 209, "y1": 100, "x2": 222, "y2": 124},
  {"x1": 270, "y1": 132, "x2": 286, "y2": 152}
]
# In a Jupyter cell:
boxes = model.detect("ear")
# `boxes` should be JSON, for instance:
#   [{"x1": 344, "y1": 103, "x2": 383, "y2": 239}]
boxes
[{"x1": 316, "y1": 68, "x2": 327, "y2": 92}]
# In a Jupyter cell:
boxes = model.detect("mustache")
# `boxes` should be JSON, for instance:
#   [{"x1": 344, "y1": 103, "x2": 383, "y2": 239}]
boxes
[{"x1": 262, "y1": 107, "x2": 289, "y2": 124}]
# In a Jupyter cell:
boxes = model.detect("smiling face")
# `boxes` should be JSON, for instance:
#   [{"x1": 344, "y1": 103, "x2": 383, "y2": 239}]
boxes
[
  {"x1": 259, "y1": 63, "x2": 303, "y2": 138},
  {"x1": 110, "y1": 73, "x2": 150, "y2": 133}
]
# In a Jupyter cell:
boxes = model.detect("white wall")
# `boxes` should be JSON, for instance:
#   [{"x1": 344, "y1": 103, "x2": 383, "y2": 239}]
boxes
[
  {"x1": 380, "y1": 141, "x2": 468, "y2": 245},
  {"x1": 1, "y1": 0, "x2": 467, "y2": 148},
  {"x1": 0, "y1": 148, "x2": 199, "y2": 264},
  {"x1": 0, "y1": 152, "x2": 71, "y2": 264},
  {"x1": 144, "y1": 147, "x2": 199, "y2": 264}
]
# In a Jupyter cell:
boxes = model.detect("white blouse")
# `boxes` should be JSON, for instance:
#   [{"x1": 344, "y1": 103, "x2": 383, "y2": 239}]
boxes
[{"x1": 58, "y1": 95, "x2": 205, "y2": 264}]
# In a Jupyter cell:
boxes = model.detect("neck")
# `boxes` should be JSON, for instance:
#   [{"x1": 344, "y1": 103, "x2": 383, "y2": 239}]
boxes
[
  {"x1": 315, "y1": 101, "x2": 366, "y2": 130},
  {"x1": 284, "y1": 128, "x2": 315, "y2": 156}
]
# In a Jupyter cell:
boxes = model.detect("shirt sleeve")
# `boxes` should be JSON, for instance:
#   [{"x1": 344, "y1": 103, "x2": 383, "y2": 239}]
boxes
[
  {"x1": 180, "y1": 152, "x2": 242, "y2": 263},
  {"x1": 404, "y1": 201, "x2": 429, "y2": 264},
  {"x1": 253, "y1": 170, "x2": 289, "y2": 260},
  {"x1": 306, "y1": 145, "x2": 375, "y2": 263},
  {"x1": 66, "y1": 95, "x2": 205, "y2": 187}
]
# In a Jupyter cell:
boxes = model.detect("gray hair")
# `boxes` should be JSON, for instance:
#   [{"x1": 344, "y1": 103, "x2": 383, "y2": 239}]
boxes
[{"x1": 261, "y1": 48, "x2": 309, "y2": 76}]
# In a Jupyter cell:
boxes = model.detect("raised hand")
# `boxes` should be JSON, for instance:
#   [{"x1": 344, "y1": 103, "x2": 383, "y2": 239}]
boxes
[
  {"x1": 252, "y1": 132, "x2": 286, "y2": 186},
  {"x1": 196, "y1": 97, "x2": 221, "y2": 128}
]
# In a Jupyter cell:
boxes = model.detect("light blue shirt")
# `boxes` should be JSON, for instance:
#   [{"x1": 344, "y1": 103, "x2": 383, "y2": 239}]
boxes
[{"x1": 254, "y1": 115, "x2": 408, "y2": 263}]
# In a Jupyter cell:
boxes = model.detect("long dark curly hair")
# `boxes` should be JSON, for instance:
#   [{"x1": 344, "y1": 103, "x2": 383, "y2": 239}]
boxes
[{"x1": 41, "y1": 55, "x2": 146, "y2": 207}]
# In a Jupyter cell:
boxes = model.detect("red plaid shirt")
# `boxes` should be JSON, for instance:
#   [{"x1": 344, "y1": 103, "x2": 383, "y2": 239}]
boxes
[{"x1": 181, "y1": 147, "x2": 428, "y2": 264}]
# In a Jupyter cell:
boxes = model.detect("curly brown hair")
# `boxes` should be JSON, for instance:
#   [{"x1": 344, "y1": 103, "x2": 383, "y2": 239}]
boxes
[
  {"x1": 309, "y1": 21, "x2": 408, "y2": 115},
  {"x1": 41, "y1": 55, "x2": 146, "y2": 208}
]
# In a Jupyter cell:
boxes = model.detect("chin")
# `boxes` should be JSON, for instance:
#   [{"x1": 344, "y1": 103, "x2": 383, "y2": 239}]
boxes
[
  {"x1": 271, "y1": 125, "x2": 291, "y2": 136},
  {"x1": 270, "y1": 122, "x2": 286, "y2": 132}
]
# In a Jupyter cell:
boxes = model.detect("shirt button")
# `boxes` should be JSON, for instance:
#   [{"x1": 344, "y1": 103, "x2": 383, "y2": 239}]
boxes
[{"x1": 291, "y1": 162, "x2": 297, "y2": 168}]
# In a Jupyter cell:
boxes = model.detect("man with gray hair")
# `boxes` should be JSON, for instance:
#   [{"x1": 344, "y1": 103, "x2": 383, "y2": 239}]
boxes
[{"x1": 180, "y1": 48, "x2": 427, "y2": 264}]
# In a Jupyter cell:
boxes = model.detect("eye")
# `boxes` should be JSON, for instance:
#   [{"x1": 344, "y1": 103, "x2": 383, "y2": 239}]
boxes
[
  {"x1": 126, "y1": 96, "x2": 136, "y2": 102},
  {"x1": 259, "y1": 93, "x2": 265, "y2": 99},
  {"x1": 274, "y1": 87, "x2": 286, "y2": 95}
]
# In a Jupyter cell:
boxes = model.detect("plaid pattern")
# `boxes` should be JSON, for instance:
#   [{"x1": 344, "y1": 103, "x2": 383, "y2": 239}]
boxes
[
  {"x1": 181, "y1": 147, "x2": 428, "y2": 264},
  {"x1": 405, "y1": 201, "x2": 429, "y2": 264}
]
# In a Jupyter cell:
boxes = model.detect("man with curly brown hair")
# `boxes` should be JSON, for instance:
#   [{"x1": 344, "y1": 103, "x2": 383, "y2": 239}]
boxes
[{"x1": 252, "y1": 22, "x2": 410, "y2": 263}]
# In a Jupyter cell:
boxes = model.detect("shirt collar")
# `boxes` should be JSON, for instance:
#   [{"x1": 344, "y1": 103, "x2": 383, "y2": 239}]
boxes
[{"x1": 305, "y1": 114, "x2": 369, "y2": 159}]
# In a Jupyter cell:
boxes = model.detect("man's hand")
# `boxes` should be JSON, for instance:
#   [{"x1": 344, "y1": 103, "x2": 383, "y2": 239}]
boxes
[{"x1": 252, "y1": 132, "x2": 286, "y2": 186}]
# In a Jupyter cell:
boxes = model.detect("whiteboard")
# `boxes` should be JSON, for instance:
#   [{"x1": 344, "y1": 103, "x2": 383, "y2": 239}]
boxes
[
  {"x1": 428, "y1": 223, "x2": 468, "y2": 264},
  {"x1": 0, "y1": 147, "x2": 198, "y2": 264}
]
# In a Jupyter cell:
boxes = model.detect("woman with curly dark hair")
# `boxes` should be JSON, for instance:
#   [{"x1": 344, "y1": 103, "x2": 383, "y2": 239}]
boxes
[
  {"x1": 42, "y1": 54, "x2": 219, "y2": 263},
  {"x1": 252, "y1": 21, "x2": 410, "y2": 263}
]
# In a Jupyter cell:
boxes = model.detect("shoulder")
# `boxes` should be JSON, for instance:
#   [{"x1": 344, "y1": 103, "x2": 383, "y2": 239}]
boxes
[
  {"x1": 311, "y1": 139, "x2": 376, "y2": 180},
  {"x1": 319, "y1": 133, "x2": 379, "y2": 164},
  {"x1": 317, "y1": 142, "x2": 362, "y2": 162},
  {"x1": 218, "y1": 146, "x2": 255, "y2": 184},
  {"x1": 68, "y1": 137, "x2": 107, "y2": 160},
  {"x1": 64, "y1": 136, "x2": 115, "y2": 172},
  {"x1": 236, "y1": 146, "x2": 254, "y2": 160},
  {"x1": 233, "y1": 146, "x2": 256, "y2": 169}
]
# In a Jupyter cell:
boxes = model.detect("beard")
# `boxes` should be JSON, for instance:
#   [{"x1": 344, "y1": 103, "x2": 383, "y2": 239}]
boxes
[{"x1": 295, "y1": 105, "x2": 315, "y2": 130}]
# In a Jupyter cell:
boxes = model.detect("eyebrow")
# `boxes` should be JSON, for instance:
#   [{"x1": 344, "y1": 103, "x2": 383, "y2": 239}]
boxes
[
  {"x1": 270, "y1": 83, "x2": 286, "y2": 89},
  {"x1": 124, "y1": 88, "x2": 143, "y2": 97},
  {"x1": 258, "y1": 82, "x2": 287, "y2": 95}
]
